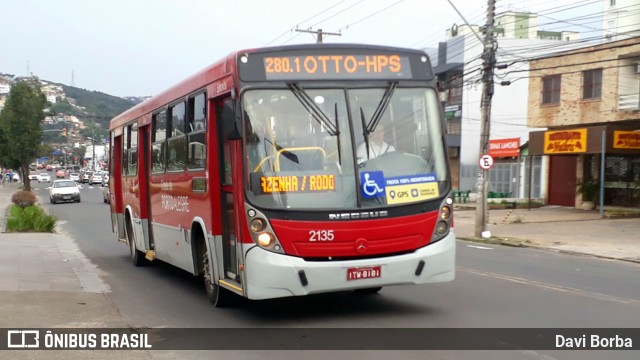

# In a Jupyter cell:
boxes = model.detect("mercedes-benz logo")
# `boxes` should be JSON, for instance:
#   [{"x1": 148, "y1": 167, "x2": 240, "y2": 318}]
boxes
[{"x1": 355, "y1": 238, "x2": 368, "y2": 254}]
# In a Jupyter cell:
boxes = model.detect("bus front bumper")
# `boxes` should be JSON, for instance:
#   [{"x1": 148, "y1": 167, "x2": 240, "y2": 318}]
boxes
[{"x1": 243, "y1": 231, "x2": 455, "y2": 300}]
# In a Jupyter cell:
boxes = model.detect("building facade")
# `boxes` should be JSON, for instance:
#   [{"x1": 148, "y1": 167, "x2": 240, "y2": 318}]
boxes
[
  {"x1": 431, "y1": 11, "x2": 583, "y2": 199},
  {"x1": 527, "y1": 36, "x2": 640, "y2": 208}
]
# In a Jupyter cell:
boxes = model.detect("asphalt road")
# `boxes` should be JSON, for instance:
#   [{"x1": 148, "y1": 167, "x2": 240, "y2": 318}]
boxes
[{"x1": 30, "y1": 180, "x2": 640, "y2": 360}]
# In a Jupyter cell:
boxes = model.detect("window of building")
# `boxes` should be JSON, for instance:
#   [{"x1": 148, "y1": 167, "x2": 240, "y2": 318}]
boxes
[
  {"x1": 541, "y1": 75, "x2": 561, "y2": 105},
  {"x1": 582, "y1": 68, "x2": 602, "y2": 100},
  {"x1": 447, "y1": 74, "x2": 463, "y2": 105}
]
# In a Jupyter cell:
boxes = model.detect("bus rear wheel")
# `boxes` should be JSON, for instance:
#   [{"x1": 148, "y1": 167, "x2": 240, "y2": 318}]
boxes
[
  {"x1": 202, "y1": 249, "x2": 233, "y2": 307},
  {"x1": 126, "y1": 217, "x2": 145, "y2": 267}
]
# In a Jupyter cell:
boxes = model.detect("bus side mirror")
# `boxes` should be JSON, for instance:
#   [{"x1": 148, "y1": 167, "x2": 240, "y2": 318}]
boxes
[{"x1": 222, "y1": 100, "x2": 242, "y2": 140}]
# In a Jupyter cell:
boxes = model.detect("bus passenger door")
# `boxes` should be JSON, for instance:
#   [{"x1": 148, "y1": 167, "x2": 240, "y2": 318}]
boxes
[
  {"x1": 215, "y1": 98, "x2": 242, "y2": 284},
  {"x1": 110, "y1": 132, "x2": 126, "y2": 240}
]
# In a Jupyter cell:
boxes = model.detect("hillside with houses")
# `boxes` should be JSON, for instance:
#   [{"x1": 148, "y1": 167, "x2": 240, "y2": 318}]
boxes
[{"x1": 0, "y1": 72, "x2": 144, "y2": 168}]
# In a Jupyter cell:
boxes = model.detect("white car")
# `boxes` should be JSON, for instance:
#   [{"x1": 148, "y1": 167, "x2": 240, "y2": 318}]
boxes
[
  {"x1": 37, "y1": 173, "x2": 51, "y2": 183},
  {"x1": 28, "y1": 173, "x2": 39, "y2": 181},
  {"x1": 69, "y1": 173, "x2": 80, "y2": 182},
  {"x1": 89, "y1": 172, "x2": 105, "y2": 185},
  {"x1": 49, "y1": 180, "x2": 81, "y2": 204}
]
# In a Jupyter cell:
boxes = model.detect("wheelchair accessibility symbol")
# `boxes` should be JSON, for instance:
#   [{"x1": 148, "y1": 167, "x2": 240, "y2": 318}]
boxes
[{"x1": 360, "y1": 171, "x2": 385, "y2": 198}]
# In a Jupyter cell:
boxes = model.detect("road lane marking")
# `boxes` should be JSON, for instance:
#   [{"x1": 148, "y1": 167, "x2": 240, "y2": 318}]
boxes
[
  {"x1": 467, "y1": 245, "x2": 494, "y2": 250},
  {"x1": 459, "y1": 266, "x2": 640, "y2": 306}
]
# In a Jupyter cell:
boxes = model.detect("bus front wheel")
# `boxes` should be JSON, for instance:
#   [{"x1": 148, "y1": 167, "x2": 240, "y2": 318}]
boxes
[{"x1": 202, "y1": 249, "x2": 233, "y2": 307}]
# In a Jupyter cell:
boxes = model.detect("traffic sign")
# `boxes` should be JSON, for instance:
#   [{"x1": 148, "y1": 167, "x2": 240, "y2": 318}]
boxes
[{"x1": 479, "y1": 154, "x2": 494, "y2": 170}]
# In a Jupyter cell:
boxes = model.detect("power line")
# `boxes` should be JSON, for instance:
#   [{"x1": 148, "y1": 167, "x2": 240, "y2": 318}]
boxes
[
  {"x1": 263, "y1": 0, "x2": 350, "y2": 46},
  {"x1": 336, "y1": 0, "x2": 407, "y2": 33}
]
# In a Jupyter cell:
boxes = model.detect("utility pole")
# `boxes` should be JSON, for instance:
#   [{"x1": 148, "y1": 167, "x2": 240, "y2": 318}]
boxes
[
  {"x1": 92, "y1": 130, "x2": 96, "y2": 171},
  {"x1": 295, "y1": 28, "x2": 341, "y2": 43},
  {"x1": 475, "y1": 0, "x2": 497, "y2": 238}
]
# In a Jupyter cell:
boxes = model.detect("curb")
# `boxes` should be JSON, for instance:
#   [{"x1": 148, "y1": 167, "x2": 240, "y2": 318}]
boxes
[{"x1": 457, "y1": 236, "x2": 640, "y2": 265}]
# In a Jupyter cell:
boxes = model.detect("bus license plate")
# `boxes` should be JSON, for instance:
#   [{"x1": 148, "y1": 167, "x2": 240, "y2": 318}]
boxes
[{"x1": 347, "y1": 266, "x2": 381, "y2": 281}]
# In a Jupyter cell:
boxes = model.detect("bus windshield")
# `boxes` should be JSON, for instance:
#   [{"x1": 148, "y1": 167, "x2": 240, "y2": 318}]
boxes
[{"x1": 243, "y1": 86, "x2": 448, "y2": 210}]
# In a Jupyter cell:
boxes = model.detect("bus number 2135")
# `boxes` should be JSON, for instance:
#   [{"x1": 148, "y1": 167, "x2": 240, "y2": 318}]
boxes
[{"x1": 309, "y1": 230, "x2": 334, "y2": 242}]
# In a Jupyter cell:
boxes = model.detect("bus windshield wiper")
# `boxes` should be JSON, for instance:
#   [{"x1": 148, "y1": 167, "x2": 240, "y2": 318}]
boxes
[
  {"x1": 364, "y1": 82, "x2": 397, "y2": 135},
  {"x1": 288, "y1": 83, "x2": 339, "y2": 136}
]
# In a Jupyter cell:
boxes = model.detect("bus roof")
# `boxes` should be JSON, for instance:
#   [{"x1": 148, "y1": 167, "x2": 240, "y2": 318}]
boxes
[{"x1": 109, "y1": 43, "x2": 431, "y2": 131}]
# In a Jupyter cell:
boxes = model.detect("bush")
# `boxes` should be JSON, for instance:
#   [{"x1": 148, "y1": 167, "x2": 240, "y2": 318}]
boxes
[
  {"x1": 11, "y1": 190, "x2": 37, "y2": 208},
  {"x1": 577, "y1": 180, "x2": 599, "y2": 202},
  {"x1": 5, "y1": 205, "x2": 57, "y2": 232}
]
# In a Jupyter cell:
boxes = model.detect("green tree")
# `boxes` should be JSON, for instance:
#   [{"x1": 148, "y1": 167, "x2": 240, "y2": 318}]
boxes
[{"x1": 0, "y1": 80, "x2": 47, "y2": 191}]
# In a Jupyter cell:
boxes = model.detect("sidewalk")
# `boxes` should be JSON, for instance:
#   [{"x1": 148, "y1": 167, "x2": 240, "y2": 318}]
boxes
[
  {"x1": 0, "y1": 182, "x2": 150, "y2": 359},
  {"x1": 453, "y1": 203, "x2": 640, "y2": 264}
]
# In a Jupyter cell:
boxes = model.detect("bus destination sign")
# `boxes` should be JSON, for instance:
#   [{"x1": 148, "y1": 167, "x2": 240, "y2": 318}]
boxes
[
  {"x1": 262, "y1": 54, "x2": 412, "y2": 80},
  {"x1": 238, "y1": 48, "x2": 431, "y2": 81},
  {"x1": 259, "y1": 174, "x2": 336, "y2": 193}
]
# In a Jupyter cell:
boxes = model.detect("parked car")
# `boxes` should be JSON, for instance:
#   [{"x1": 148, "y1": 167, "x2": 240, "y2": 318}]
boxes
[
  {"x1": 69, "y1": 173, "x2": 80, "y2": 182},
  {"x1": 37, "y1": 173, "x2": 51, "y2": 183},
  {"x1": 55, "y1": 169, "x2": 66, "y2": 178},
  {"x1": 49, "y1": 179, "x2": 81, "y2": 204},
  {"x1": 101, "y1": 173, "x2": 110, "y2": 187}
]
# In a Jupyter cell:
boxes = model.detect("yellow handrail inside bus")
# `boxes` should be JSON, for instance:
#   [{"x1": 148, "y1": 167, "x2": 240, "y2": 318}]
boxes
[
  {"x1": 252, "y1": 155, "x2": 275, "y2": 173},
  {"x1": 275, "y1": 147, "x2": 326, "y2": 172}
]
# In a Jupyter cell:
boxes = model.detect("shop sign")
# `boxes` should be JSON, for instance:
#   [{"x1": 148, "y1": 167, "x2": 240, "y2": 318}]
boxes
[
  {"x1": 613, "y1": 130, "x2": 640, "y2": 149},
  {"x1": 489, "y1": 137, "x2": 520, "y2": 157},
  {"x1": 544, "y1": 129, "x2": 587, "y2": 154},
  {"x1": 444, "y1": 105, "x2": 460, "y2": 119}
]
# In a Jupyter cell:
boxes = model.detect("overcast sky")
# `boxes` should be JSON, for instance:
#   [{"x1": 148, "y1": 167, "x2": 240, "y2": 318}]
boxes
[{"x1": 0, "y1": 0, "x2": 602, "y2": 97}]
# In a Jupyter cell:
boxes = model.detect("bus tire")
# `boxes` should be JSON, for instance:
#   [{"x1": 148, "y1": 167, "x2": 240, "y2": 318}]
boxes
[
  {"x1": 202, "y1": 248, "x2": 233, "y2": 307},
  {"x1": 125, "y1": 214, "x2": 145, "y2": 267},
  {"x1": 354, "y1": 287, "x2": 382, "y2": 295}
]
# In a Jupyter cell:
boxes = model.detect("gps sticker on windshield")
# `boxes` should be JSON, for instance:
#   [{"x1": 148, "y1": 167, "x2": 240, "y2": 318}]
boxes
[{"x1": 360, "y1": 171, "x2": 385, "y2": 198}]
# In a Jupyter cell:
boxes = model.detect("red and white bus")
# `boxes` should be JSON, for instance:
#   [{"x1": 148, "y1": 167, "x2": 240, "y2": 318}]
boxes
[{"x1": 108, "y1": 44, "x2": 455, "y2": 306}]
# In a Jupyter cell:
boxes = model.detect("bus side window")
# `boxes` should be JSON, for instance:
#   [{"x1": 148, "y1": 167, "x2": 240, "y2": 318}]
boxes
[
  {"x1": 152, "y1": 111, "x2": 167, "y2": 173},
  {"x1": 187, "y1": 93, "x2": 207, "y2": 170},
  {"x1": 188, "y1": 93, "x2": 206, "y2": 132}
]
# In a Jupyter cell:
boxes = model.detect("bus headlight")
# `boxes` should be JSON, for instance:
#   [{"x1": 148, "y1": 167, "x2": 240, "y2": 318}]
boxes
[
  {"x1": 435, "y1": 221, "x2": 448, "y2": 235},
  {"x1": 250, "y1": 218, "x2": 266, "y2": 232},
  {"x1": 432, "y1": 196, "x2": 453, "y2": 242},
  {"x1": 440, "y1": 206, "x2": 451, "y2": 220},
  {"x1": 257, "y1": 233, "x2": 274, "y2": 247}
]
